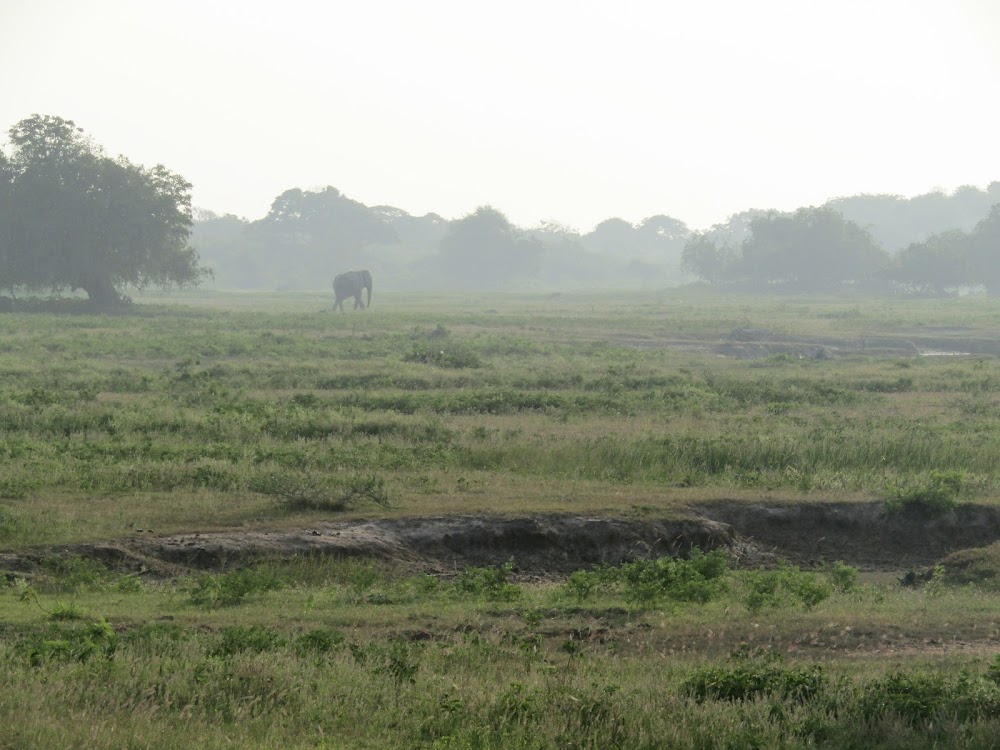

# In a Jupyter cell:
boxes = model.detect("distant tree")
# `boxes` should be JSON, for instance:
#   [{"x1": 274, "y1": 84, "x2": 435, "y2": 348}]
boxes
[
  {"x1": 582, "y1": 218, "x2": 636, "y2": 253},
  {"x1": 435, "y1": 206, "x2": 541, "y2": 290},
  {"x1": 1, "y1": 114, "x2": 207, "y2": 307},
  {"x1": 966, "y1": 204, "x2": 1000, "y2": 295},
  {"x1": 826, "y1": 187, "x2": 999, "y2": 253},
  {"x1": 253, "y1": 186, "x2": 397, "y2": 267},
  {"x1": 681, "y1": 234, "x2": 738, "y2": 284},
  {"x1": 738, "y1": 207, "x2": 888, "y2": 291},
  {"x1": 635, "y1": 215, "x2": 689, "y2": 249},
  {"x1": 888, "y1": 230, "x2": 972, "y2": 295}
]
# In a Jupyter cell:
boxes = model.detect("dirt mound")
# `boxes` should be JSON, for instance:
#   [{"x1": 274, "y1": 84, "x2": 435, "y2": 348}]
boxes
[
  {"x1": 694, "y1": 500, "x2": 1000, "y2": 569},
  {"x1": 122, "y1": 515, "x2": 739, "y2": 576},
  {"x1": 5, "y1": 501, "x2": 1000, "y2": 578}
]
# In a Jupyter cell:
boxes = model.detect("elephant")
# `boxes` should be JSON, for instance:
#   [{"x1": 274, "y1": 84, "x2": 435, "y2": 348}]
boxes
[{"x1": 332, "y1": 270, "x2": 373, "y2": 312}]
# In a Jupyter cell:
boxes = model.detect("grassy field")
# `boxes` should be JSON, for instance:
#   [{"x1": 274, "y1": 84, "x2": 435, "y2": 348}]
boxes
[{"x1": 3, "y1": 289, "x2": 1000, "y2": 747}]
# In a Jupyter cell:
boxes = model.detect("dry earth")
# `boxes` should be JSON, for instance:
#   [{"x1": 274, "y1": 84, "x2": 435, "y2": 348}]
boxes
[{"x1": 4, "y1": 500, "x2": 1000, "y2": 579}]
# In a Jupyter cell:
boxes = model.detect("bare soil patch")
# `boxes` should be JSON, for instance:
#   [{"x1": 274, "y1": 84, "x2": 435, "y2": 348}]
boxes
[{"x1": 5, "y1": 500, "x2": 1000, "y2": 578}]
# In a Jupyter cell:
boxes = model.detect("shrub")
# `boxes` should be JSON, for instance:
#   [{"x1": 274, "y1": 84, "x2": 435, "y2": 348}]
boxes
[
  {"x1": 619, "y1": 549, "x2": 728, "y2": 605},
  {"x1": 886, "y1": 469, "x2": 964, "y2": 517},
  {"x1": 828, "y1": 560, "x2": 860, "y2": 593},
  {"x1": 20, "y1": 618, "x2": 117, "y2": 667},
  {"x1": 187, "y1": 568, "x2": 284, "y2": 607},
  {"x1": 743, "y1": 564, "x2": 832, "y2": 612},
  {"x1": 458, "y1": 562, "x2": 522, "y2": 602}
]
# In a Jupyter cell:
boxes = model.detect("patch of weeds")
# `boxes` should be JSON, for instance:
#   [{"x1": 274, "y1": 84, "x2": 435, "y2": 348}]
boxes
[
  {"x1": 742, "y1": 563, "x2": 832, "y2": 612},
  {"x1": 249, "y1": 470, "x2": 390, "y2": 511},
  {"x1": 349, "y1": 639, "x2": 423, "y2": 686},
  {"x1": 290, "y1": 392, "x2": 321, "y2": 409},
  {"x1": 458, "y1": 562, "x2": 523, "y2": 602},
  {"x1": 19, "y1": 618, "x2": 118, "y2": 667},
  {"x1": 857, "y1": 670, "x2": 1000, "y2": 726},
  {"x1": 186, "y1": 567, "x2": 284, "y2": 607},
  {"x1": 374, "y1": 639, "x2": 422, "y2": 685},
  {"x1": 683, "y1": 647, "x2": 826, "y2": 703},
  {"x1": 294, "y1": 628, "x2": 345, "y2": 656},
  {"x1": 190, "y1": 461, "x2": 240, "y2": 491},
  {"x1": 38, "y1": 555, "x2": 111, "y2": 593},
  {"x1": 211, "y1": 625, "x2": 286, "y2": 657},
  {"x1": 48, "y1": 602, "x2": 85, "y2": 621},
  {"x1": 489, "y1": 682, "x2": 544, "y2": 730},
  {"x1": 121, "y1": 621, "x2": 192, "y2": 654},
  {"x1": 404, "y1": 343, "x2": 483, "y2": 369},
  {"x1": 0, "y1": 505, "x2": 20, "y2": 535},
  {"x1": 886, "y1": 469, "x2": 964, "y2": 517}
]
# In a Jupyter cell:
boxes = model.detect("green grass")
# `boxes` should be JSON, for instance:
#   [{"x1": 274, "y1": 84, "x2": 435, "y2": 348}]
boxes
[
  {"x1": 4, "y1": 289, "x2": 1000, "y2": 746},
  {"x1": 2, "y1": 290, "x2": 1000, "y2": 545},
  {"x1": 1, "y1": 555, "x2": 1000, "y2": 747}
]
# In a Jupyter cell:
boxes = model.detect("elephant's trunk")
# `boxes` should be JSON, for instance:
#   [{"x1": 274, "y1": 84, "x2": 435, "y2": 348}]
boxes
[{"x1": 365, "y1": 274, "x2": 373, "y2": 308}]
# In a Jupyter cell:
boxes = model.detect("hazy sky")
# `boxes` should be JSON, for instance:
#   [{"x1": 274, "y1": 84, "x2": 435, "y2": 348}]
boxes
[{"x1": 2, "y1": 0, "x2": 999, "y2": 232}]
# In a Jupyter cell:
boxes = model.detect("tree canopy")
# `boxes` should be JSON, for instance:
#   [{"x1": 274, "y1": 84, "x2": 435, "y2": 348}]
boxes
[
  {"x1": 435, "y1": 206, "x2": 542, "y2": 290},
  {"x1": 0, "y1": 115, "x2": 207, "y2": 307},
  {"x1": 683, "y1": 207, "x2": 888, "y2": 291}
]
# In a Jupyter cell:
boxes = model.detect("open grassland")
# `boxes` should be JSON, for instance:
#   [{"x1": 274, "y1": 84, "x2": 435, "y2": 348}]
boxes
[
  {"x1": 5, "y1": 554, "x2": 1000, "y2": 748},
  {"x1": 4, "y1": 289, "x2": 1000, "y2": 746},
  {"x1": 2, "y1": 290, "x2": 1000, "y2": 543}
]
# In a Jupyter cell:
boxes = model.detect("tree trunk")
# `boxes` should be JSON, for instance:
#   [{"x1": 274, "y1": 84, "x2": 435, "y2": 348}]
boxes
[{"x1": 80, "y1": 277, "x2": 124, "y2": 310}]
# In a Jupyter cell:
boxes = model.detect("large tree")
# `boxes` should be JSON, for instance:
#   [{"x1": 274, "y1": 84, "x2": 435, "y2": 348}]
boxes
[
  {"x1": 888, "y1": 230, "x2": 973, "y2": 296},
  {"x1": 738, "y1": 207, "x2": 888, "y2": 291},
  {"x1": 1, "y1": 115, "x2": 207, "y2": 307},
  {"x1": 435, "y1": 206, "x2": 541, "y2": 290}
]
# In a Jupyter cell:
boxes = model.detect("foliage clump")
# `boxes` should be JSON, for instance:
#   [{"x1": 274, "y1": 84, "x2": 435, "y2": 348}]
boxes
[
  {"x1": 186, "y1": 568, "x2": 284, "y2": 607},
  {"x1": 458, "y1": 562, "x2": 523, "y2": 602},
  {"x1": 886, "y1": 469, "x2": 964, "y2": 517},
  {"x1": 683, "y1": 647, "x2": 826, "y2": 703},
  {"x1": 742, "y1": 563, "x2": 832, "y2": 612},
  {"x1": 248, "y1": 470, "x2": 389, "y2": 511}
]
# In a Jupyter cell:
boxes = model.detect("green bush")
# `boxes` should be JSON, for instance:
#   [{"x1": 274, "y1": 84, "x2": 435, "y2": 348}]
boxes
[
  {"x1": 619, "y1": 549, "x2": 728, "y2": 605},
  {"x1": 886, "y1": 469, "x2": 964, "y2": 517},
  {"x1": 19, "y1": 618, "x2": 117, "y2": 667},
  {"x1": 828, "y1": 560, "x2": 860, "y2": 593},
  {"x1": 187, "y1": 568, "x2": 284, "y2": 607},
  {"x1": 458, "y1": 562, "x2": 522, "y2": 602},
  {"x1": 743, "y1": 564, "x2": 832, "y2": 612}
]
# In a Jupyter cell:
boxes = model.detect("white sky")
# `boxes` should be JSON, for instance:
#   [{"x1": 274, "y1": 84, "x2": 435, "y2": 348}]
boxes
[{"x1": 2, "y1": 0, "x2": 999, "y2": 232}]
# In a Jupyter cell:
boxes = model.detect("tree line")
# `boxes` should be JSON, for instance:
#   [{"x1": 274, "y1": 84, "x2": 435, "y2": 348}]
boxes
[
  {"x1": 681, "y1": 204, "x2": 1000, "y2": 295},
  {"x1": 2, "y1": 114, "x2": 999, "y2": 304}
]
